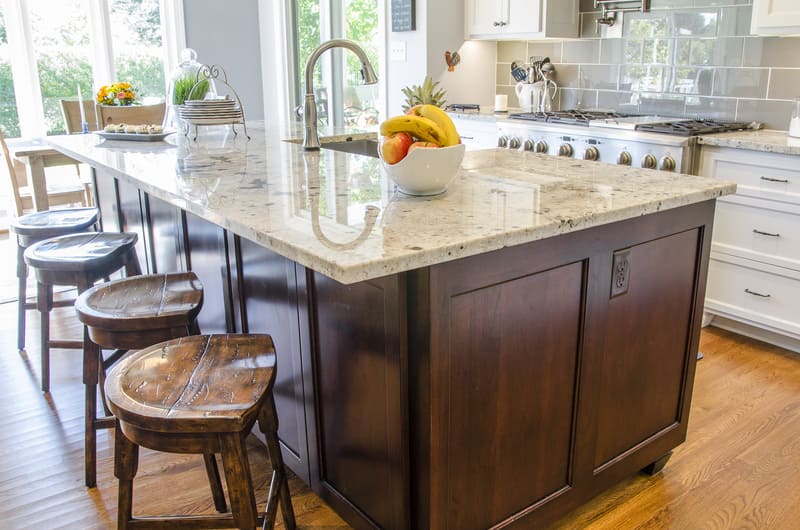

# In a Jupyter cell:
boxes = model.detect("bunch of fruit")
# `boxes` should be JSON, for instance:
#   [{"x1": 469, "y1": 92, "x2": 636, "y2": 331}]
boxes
[{"x1": 379, "y1": 104, "x2": 461, "y2": 165}]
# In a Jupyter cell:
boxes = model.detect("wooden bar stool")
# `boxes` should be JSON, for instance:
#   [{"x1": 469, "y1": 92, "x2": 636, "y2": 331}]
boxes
[
  {"x1": 74, "y1": 272, "x2": 207, "y2": 489},
  {"x1": 23, "y1": 232, "x2": 140, "y2": 392},
  {"x1": 9, "y1": 207, "x2": 99, "y2": 352},
  {"x1": 105, "y1": 334, "x2": 297, "y2": 530}
]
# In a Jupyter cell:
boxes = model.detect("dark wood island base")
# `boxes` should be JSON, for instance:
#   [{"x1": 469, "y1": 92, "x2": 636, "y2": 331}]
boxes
[{"x1": 97, "y1": 172, "x2": 713, "y2": 530}]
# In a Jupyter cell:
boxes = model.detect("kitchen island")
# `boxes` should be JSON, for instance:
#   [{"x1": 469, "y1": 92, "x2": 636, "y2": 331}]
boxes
[{"x1": 49, "y1": 123, "x2": 734, "y2": 529}]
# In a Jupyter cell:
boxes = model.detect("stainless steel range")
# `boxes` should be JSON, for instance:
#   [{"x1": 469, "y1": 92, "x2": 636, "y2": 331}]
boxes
[{"x1": 496, "y1": 111, "x2": 754, "y2": 174}]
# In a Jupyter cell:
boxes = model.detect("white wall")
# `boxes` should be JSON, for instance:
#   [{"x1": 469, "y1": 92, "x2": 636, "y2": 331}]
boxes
[
  {"x1": 182, "y1": 0, "x2": 265, "y2": 119},
  {"x1": 383, "y1": 0, "x2": 496, "y2": 115}
]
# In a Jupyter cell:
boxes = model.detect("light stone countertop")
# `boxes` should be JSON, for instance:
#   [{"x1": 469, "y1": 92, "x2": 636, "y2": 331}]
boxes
[
  {"x1": 48, "y1": 121, "x2": 735, "y2": 285},
  {"x1": 698, "y1": 129, "x2": 800, "y2": 156}
]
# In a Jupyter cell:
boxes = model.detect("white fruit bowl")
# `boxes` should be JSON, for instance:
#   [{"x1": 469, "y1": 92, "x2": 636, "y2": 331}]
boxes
[{"x1": 379, "y1": 143, "x2": 466, "y2": 196}]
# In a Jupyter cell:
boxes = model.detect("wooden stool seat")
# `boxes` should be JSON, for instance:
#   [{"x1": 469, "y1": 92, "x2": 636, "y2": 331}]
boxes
[
  {"x1": 106, "y1": 334, "x2": 296, "y2": 530},
  {"x1": 74, "y1": 272, "x2": 205, "y2": 488},
  {"x1": 75, "y1": 272, "x2": 204, "y2": 350},
  {"x1": 9, "y1": 207, "x2": 99, "y2": 351},
  {"x1": 22, "y1": 232, "x2": 140, "y2": 393}
]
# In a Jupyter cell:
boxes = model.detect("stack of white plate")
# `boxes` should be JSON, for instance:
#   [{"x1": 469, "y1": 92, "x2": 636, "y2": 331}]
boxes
[{"x1": 177, "y1": 98, "x2": 243, "y2": 125}]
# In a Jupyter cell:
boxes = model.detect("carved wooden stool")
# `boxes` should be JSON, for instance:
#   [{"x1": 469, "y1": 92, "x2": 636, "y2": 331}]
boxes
[
  {"x1": 74, "y1": 272, "x2": 205, "y2": 488},
  {"x1": 105, "y1": 334, "x2": 297, "y2": 530},
  {"x1": 23, "y1": 231, "x2": 140, "y2": 392},
  {"x1": 9, "y1": 207, "x2": 99, "y2": 352}
]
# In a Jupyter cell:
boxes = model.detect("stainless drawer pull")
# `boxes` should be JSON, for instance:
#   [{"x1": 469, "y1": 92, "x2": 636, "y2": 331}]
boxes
[
  {"x1": 752, "y1": 229, "x2": 780, "y2": 237},
  {"x1": 460, "y1": 135, "x2": 474, "y2": 140},
  {"x1": 760, "y1": 176, "x2": 790, "y2": 183},
  {"x1": 745, "y1": 288, "x2": 771, "y2": 298}
]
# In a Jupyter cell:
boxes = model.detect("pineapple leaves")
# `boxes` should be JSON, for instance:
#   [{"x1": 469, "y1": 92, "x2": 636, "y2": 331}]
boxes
[{"x1": 401, "y1": 76, "x2": 447, "y2": 112}]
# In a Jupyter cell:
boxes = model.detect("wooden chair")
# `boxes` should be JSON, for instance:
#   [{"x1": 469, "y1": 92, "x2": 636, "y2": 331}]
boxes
[
  {"x1": 1, "y1": 129, "x2": 90, "y2": 217},
  {"x1": 59, "y1": 99, "x2": 100, "y2": 133},
  {"x1": 96, "y1": 102, "x2": 166, "y2": 128},
  {"x1": 74, "y1": 272, "x2": 207, "y2": 489},
  {"x1": 105, "y1": 334, "x2": 297, "y2": 530},
  {"x1": 23, "y1": 232, "x2": 141, "y2": 392}
]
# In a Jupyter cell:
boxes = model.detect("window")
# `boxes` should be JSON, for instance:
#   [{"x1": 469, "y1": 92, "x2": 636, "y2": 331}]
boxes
[
  {"x1": 0, "y1": 0, "x2": 181, "y2": 138},
  {"x1": 28, "y1": 0, "x2": 93, "y2": 135},
  {"x1": 0, "y1": 5, "x2": 20, "y2": 137},
  {"x1": 109, "y1": 0, "x2": 164, "y2": 102},
  {"x1": 290, "y1": 0, "x2": 382, "y2": 129}
]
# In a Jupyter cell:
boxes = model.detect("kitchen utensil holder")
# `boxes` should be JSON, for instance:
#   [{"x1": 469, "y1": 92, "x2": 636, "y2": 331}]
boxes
[{"x1": 177, "y1": 64, "x2": 250, "y2": 141}]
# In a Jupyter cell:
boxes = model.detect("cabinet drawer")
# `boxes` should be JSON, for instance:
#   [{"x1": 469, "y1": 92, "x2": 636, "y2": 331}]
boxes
[
  {"x1": 706, "y1": 258, "x2": 800, "y2": 337},
  {"x1": 713, "y1": 198, "x2": 800, "y2": 268},
  {"x1": 699, "y1": 148, "x2": 800, "y2": 203}
]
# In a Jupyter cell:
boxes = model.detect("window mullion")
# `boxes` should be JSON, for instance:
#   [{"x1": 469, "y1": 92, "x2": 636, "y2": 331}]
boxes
[
  {"x1": 159, "y1": 0, "x2": 186, "y2": 89},
  {"x1": 3, "y1": 0, "x2": 45, "y2": 137},
  {"x1": 87, "y1": 0, "x2": 115, "y2": 92}
]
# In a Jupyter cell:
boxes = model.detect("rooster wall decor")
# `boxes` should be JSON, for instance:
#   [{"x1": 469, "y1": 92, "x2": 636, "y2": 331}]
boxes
[{"x1": 444, "y1": 51, "x2": 460, "y2": 72}]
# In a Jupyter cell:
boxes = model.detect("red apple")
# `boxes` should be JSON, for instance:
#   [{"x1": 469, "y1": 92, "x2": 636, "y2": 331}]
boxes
[
  {"x1": 408, "y1": 141, "x2": 440, "y2": 152},
  {"x1": 381, "y1": 132, "x2": 413, "y2": 164}
]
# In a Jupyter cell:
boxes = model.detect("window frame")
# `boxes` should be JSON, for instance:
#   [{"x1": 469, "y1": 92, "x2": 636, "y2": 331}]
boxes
[{"x1": 0, "y1": 0, "x2": 184, "y2": 138}]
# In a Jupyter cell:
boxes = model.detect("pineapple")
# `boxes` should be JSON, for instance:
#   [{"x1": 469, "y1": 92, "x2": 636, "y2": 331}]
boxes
[{"x1": 401, "y1": 76, "x2": 447, "y2": 112}]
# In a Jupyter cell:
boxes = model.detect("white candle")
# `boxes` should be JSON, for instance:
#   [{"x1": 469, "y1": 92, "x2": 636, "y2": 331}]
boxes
[{"x1": 77, "y1": 84, "x2": 87, "y2": 132}]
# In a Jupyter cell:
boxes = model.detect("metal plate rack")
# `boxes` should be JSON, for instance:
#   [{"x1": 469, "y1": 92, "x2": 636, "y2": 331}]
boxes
[{"x1": 176, "y1": 64, "x2": 250, "y2": 141}]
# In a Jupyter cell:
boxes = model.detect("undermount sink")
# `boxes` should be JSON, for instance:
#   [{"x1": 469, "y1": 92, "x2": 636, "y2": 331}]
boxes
[{"x1": 321, "y1": 138, "x2": 379, "y2": 158}]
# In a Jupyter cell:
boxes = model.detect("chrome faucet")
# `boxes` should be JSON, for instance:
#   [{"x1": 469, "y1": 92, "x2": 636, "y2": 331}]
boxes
[{"x1": 303, "y1": 39, "x2": 378, "y2": 150}]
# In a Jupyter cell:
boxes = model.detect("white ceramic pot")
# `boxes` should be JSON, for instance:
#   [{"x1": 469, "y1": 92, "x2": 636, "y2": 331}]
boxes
[{"x1": 515, "y1": 81, "x2": 544, "y2": 112}]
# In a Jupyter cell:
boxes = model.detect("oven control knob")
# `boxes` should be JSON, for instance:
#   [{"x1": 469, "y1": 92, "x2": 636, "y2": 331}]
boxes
[
  {"x1": 497, "y1": 136, "x2": 509, "y2": 148},
  {"x1": 660, "y1": 156, "x2": 676, "y2": 171},
  {"x1": 642, "y1": 153, "x2": 658, "y2": 169},
  {"x1": 509, "y1": 137, "x2": 521, "y2": 149},
  {"x1": 558, "y1": 143, "x2": 574, "y2": 157},
  {"x1": 617, "y1": 151, "x2": 632, "y2": 166},
  {"x1": 523, "y1": 139, "x2": 535, "y2": 151},
  {"x1": 584, "y1": 146, "x2": 599, "y2": 161},
  {"x1": 535, "y1": 141, "x2": 548, "y2": 153}
]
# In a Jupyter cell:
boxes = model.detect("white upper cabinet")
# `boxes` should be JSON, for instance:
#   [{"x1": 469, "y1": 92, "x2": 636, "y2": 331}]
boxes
[
  {"x1": 465, "y1": 0, "x2": 579, "y2": 40},
  {"x1": 751, "y1": 0, "x2": 800, "y2": 35}
]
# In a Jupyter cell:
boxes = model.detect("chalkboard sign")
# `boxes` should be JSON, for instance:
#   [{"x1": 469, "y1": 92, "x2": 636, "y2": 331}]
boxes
[{"x1": 391, "y1": 0, "x2": 415, "y2": 32}]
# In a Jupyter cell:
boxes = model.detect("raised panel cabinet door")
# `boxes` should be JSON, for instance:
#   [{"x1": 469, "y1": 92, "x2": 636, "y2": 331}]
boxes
[
  {"x1": 505, "y1": 0, "x2": 542, "y2": 35},
  {"x1": 235, "y1": 236, "x2": 311, "y2": 484},
  {"x1": 466, "y1": 0, "x2": 505, "y2": 37},
  {"x1": 592, "y1": 229, "x2": 701, "y2": 471},
  {"x1": 752, "y1": 0, "x2": 800, "y2": 34},
  {"x1": 116, "y1": 178, "x2": 150, "y2": 274}
]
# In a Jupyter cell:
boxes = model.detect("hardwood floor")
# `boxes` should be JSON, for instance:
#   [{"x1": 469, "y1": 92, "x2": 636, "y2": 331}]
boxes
[{"x1": 0, "y1": 235, "x2": 798, "y2": 528}]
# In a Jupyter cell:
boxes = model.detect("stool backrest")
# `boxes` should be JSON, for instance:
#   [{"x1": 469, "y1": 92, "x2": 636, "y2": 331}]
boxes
[
  {"x1": 96, "y1": 102, "x2": 166, "y2": 128},
  {"x1": 0, "y1": 129, "x2": 26, "y2": 217},
  {"x1": 60, "y1": 99, "x2": 100, "y2": 133}
]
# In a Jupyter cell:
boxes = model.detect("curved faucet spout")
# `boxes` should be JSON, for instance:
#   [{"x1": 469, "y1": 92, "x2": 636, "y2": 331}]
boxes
[{"x1": 303, "y1": 39, "x2": 378, "y2": 151}]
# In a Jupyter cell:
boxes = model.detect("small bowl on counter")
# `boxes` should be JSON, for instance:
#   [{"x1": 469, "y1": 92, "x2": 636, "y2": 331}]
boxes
[{"x1": 379, "y1": 143, "x2": 466, "y2": 196}]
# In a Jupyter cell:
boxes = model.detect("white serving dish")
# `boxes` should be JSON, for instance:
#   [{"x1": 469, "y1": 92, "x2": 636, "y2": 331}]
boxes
[{"x1": 379, "y1": 143, "x2": 465, "y2": 196}]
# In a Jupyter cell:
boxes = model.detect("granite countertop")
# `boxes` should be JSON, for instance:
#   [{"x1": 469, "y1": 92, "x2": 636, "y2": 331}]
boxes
[
  {"x1": 48, "y1": 121, "x2": 735, "y2": 285},
  {"x1": 698, "y1": 129, "x2": 800, "y2": 156}
]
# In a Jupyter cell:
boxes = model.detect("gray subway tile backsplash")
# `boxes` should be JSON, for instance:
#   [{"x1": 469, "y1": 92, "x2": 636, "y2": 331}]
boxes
[{"x1": 494, "y1": 2, "x2": 798, "y2": 129}]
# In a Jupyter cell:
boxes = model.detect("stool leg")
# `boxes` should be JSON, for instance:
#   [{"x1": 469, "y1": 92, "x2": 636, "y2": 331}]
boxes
[
  {"x1": 83, "y1": 328, "x2": 101, "y2": 488},
  {"x1": 114, "y1": 422, "x2": 139, "y2": 530},
  {"x1": 203, "y1": 453, "x2": 228, "y2": 513},
  {"x1": 36, "y1": 282, "x2": 53, "y2": 392},
  {"x1": 220, "y1": 432, "x2": 258, "y2": 530},
  {"x1": 259, "y1": 393, "x2": 296, "y2": 530},
  {"x1": 16, "y1": 244, "x2": 27, "y2": 351}
]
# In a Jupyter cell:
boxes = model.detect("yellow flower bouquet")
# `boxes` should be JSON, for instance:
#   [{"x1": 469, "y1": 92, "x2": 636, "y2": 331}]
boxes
[{"x1": 96, "y1": 82, "x2": 137, "y2": 106}]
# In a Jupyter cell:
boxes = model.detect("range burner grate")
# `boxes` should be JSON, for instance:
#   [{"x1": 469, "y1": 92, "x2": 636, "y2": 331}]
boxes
[
  {"x1": 508, "y1": 110, "x2": 635, "y2": 126},
  {"x1": 635, "y1": 119, "x2": 754, "y2": 136}
]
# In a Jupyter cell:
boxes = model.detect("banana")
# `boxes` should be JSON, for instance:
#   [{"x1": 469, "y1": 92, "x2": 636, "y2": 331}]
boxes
[
  {"x1": 379, "y1": 115, "x2": 447, "y2": 145},
  {"x1": 413, "y1": 104, "x2": 460, "y2": 147}
]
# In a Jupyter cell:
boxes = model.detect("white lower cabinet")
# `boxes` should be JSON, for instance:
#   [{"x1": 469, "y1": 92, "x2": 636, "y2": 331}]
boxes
[
  {"x1": 449, "y1": 114, "x2": 498, "y2": 150},
  {"x1": 699, "y1": 146, "x2": 800, "y2": 352}
]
